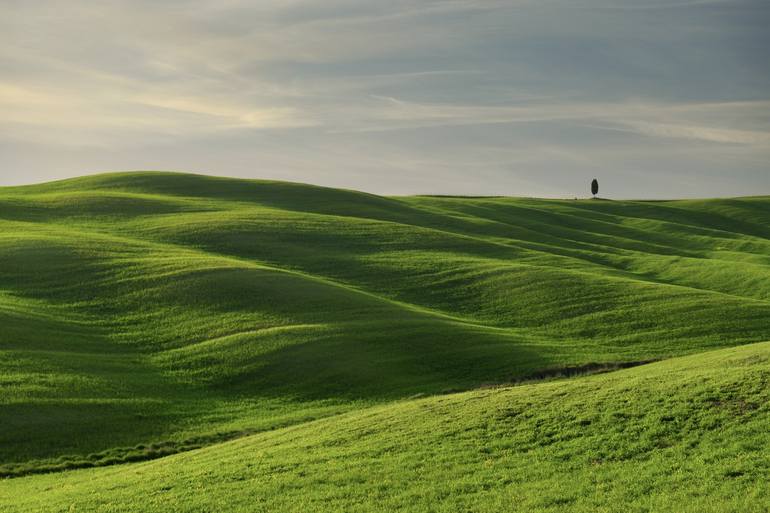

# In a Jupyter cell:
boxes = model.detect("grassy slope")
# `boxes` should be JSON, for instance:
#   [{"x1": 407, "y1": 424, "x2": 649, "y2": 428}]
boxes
[
  {"x1": 1, "y1": 172, "x2": 769, "y2": 475},
  {"x1": 3, "y1": 341, "x2": 769, "y2": 512}
]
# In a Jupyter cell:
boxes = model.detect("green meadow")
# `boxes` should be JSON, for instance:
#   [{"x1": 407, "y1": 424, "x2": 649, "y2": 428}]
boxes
[{"x1": 1, "y1": 172, "x2": 768, "y2": 511}]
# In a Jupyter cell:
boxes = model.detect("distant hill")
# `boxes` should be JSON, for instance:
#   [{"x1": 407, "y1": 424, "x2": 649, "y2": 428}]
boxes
[{"x1": 0, "y1": 172, "x2": 768, "y2": 510}]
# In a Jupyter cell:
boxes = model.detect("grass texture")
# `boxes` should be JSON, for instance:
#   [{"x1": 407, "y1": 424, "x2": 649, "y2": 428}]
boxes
[
  {"x1": 3, "y1": 342, "x2": 769, "y2": 512},
  {"x1": 0, "y1": 172, "x2": 768, "y2": 510}
]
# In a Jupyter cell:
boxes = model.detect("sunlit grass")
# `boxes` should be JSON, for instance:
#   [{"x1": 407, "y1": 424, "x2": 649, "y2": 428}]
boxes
[
  {"x1": 3, "y1": 342, "x2": 768, "y2": 512},
  {"x1": 0, "y1": 172, "x2": 768, "y2": 511}
]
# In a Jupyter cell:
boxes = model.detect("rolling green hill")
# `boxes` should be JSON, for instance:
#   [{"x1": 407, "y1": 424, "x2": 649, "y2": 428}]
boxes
[
  {"x1": 0, "y1": 172, "x2": 768, "y2": 510},
  {"x1": 3, "y1": 341, "x2": 769, "y2": 512}
]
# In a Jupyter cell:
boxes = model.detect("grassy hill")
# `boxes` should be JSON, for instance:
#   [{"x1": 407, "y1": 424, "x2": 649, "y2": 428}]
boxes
[
  {"x1": 3, "y1": 341, "x2": 768, "y2": 512},
  {"x1": 0, "y1": 172, "x2": 768, "y2": 509}
]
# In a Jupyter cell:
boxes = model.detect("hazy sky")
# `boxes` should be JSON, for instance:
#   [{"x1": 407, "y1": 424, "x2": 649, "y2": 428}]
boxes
[{"x1": 2, "y1": 0, "x2": 769, "y2": 197}]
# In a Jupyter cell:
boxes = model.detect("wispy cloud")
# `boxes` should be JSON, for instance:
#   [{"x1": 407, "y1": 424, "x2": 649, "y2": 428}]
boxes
[
  {"x1": 606, "y1": 121, "x2": 770, "y2": 145},
  {"x1": 322, "y1": 96, "x2": 770, "y2": 148}
]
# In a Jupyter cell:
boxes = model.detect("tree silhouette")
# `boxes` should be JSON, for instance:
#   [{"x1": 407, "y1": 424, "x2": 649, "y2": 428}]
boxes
[{"x1": 591, "y1": 179, "x2": 599, "y2": 198}]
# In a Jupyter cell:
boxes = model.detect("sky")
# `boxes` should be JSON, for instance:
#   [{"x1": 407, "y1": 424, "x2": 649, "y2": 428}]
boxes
[{"x1": 1, "y1": 0, "x2": 769, "y2": 198}]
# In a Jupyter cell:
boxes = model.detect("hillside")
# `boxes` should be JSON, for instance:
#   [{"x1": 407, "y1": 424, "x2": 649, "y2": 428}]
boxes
[
  {"x1": 3, "y1": 341, "x2": 769, "y2": 512},
  {"x1": 1, "y1": 172, "x2": 769, "y2": 485}
]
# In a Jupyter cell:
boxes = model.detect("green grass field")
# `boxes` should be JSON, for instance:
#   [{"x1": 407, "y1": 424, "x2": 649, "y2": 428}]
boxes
[{"x1": 1, "y1": 172, "x2": 768, "y2": 511}]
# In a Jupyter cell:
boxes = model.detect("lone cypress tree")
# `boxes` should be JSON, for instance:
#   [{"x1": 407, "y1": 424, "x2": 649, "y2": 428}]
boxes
[{"x1": 591, "y1": 178, "x2": 599, "y2": 198}]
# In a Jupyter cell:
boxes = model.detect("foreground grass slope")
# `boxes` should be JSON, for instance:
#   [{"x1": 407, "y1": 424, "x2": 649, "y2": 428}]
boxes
[
  {"x1": 3, "y1": 342, "x2": 768, "y2": 512},
  {"x1": 1, "y1": 171, "x2": 769, "y2": 474}
]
